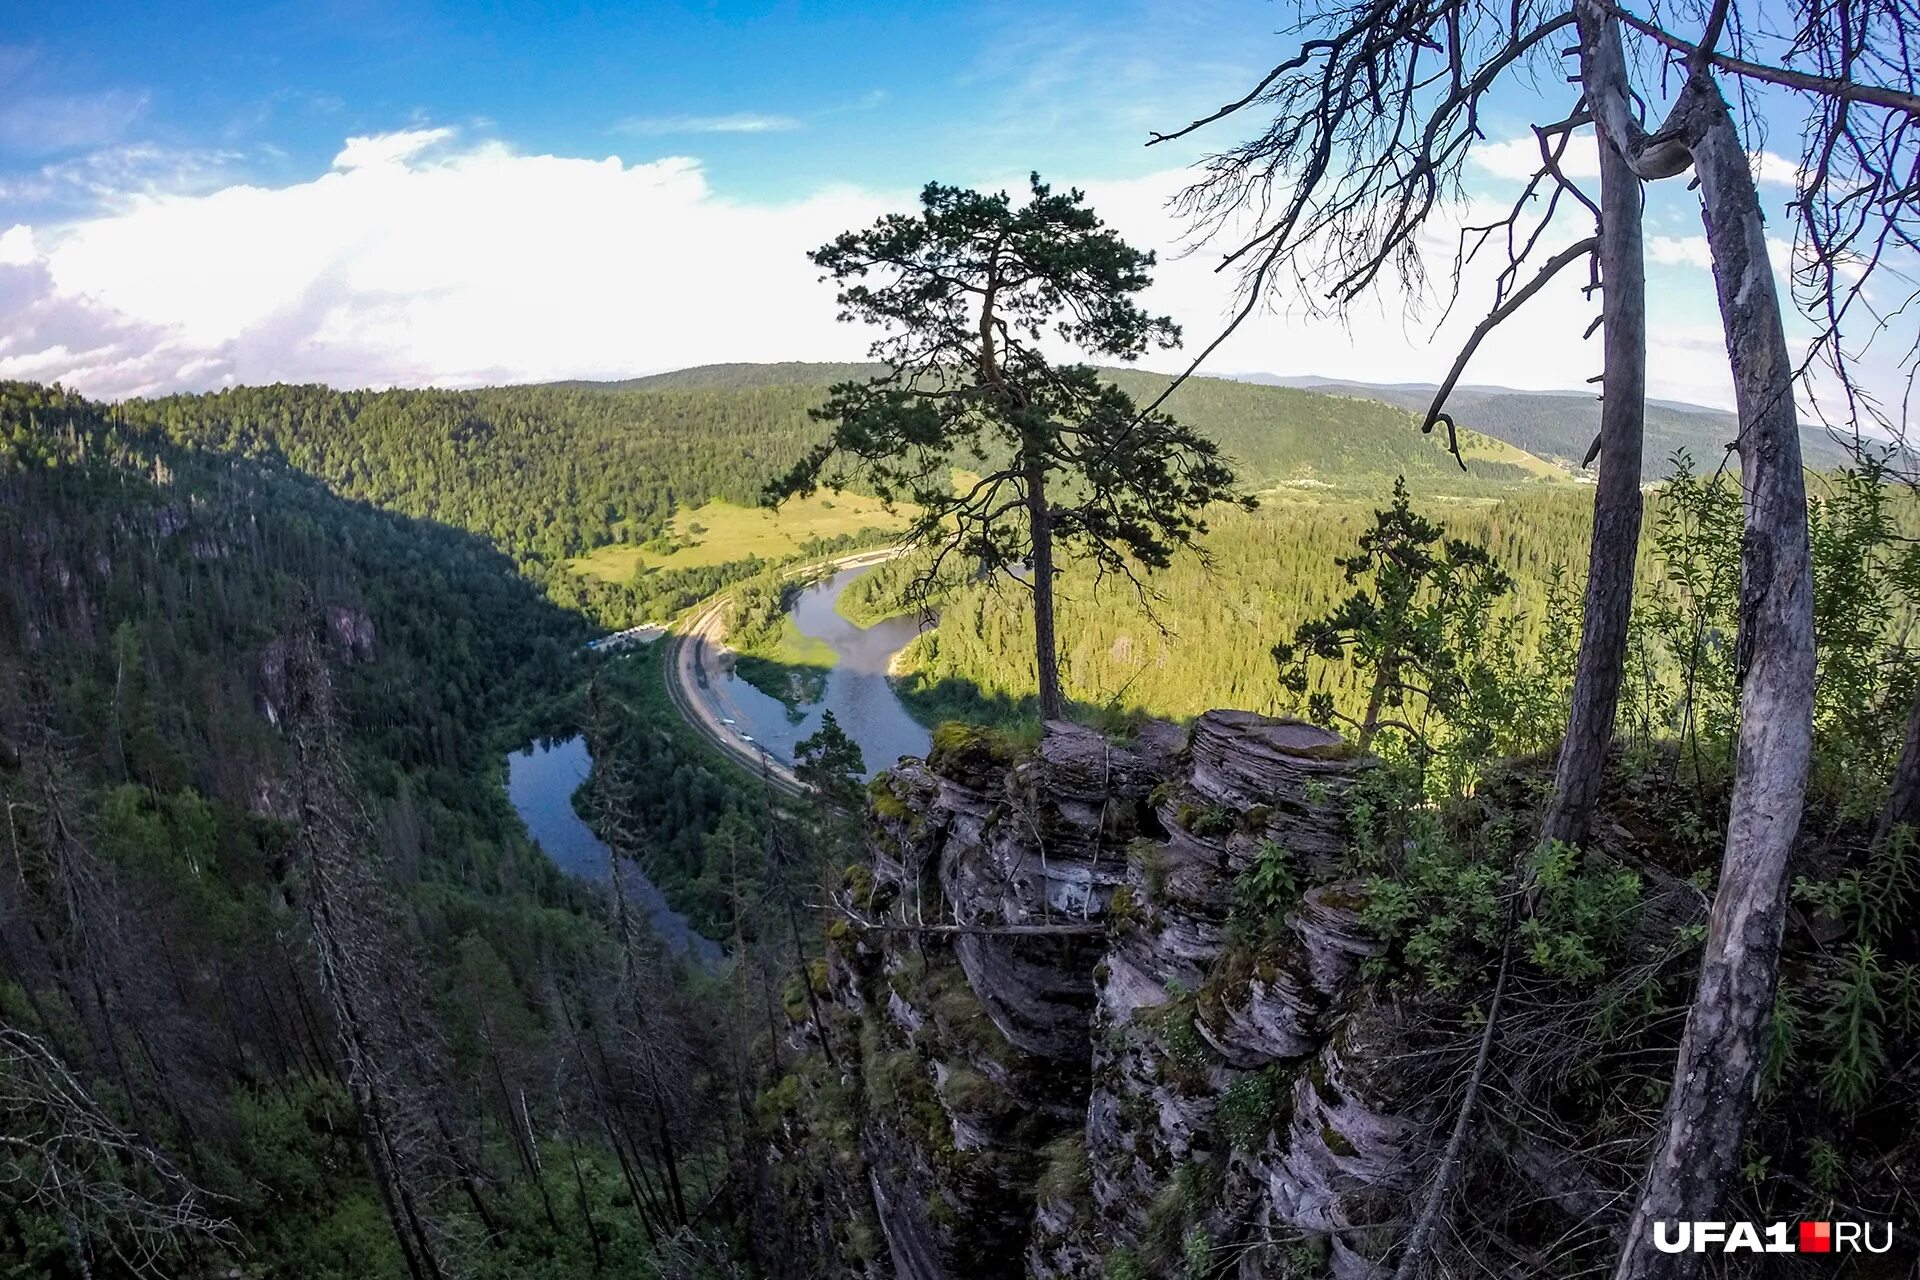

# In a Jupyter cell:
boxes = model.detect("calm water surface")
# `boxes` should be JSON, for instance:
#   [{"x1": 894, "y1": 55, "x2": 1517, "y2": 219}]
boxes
[
  {"x1": 505, "y1": 735, "x2": 722, "y2": 968},
  {"x1": 706, "y1": 565, "x2": 932, "y2": 778},
  {"x1": 507, "y1": 566, "x2": 928, "y2": 967}
]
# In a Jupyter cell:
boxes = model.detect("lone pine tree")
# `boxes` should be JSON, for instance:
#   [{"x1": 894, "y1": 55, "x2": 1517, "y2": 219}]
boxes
[{"x1": 769, "y1": 174, "x2": 1249, "y2": 720}]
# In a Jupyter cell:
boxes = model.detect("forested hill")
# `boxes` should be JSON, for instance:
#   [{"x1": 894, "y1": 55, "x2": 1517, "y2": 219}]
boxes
[
  {"x1": 1, "y1": 381, "x2": 614, "y2": 1274},
  {"x1": 107, "y1": 368, "x2": 1562, "y2": 630},
  {"x1": 551, "y1": 361, "x2": 1564, "y2": 491},
  {"x1": 1246, "y1": 374, "x2": 1863, "y2": 474},
  {"x1": 124, "y1": 381, "x2": 830, "y2": 563},
  {"x1": 3, "y1": 376, "x2": 806, "y2": 1277}
]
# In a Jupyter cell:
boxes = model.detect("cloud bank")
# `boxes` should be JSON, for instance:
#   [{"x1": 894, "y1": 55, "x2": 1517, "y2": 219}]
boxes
[
  {"x1": 1, "y1": 127, "x2": 1762, "y2": 407},
  {"x1": 3, "y1": 130, "x2": 890, "y2": 397}
]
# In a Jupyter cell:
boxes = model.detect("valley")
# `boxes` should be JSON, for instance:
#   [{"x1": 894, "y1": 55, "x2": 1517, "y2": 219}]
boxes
[
  {"x1": 10, "y1": 1, "x2": 1920, "y2": 1275},
  {"x1": 2, "y1": 362, "x2": 1914, "y2": 1280}
]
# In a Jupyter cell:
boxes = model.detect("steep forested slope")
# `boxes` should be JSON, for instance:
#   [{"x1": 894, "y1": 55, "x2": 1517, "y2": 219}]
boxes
[{"x1": 0, "y1": 383, "x2": 752, "y2": 1279}]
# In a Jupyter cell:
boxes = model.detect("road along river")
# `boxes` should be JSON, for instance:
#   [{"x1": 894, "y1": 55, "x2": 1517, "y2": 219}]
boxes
[
  {"x1": 670, "y1": 561, "x2": 932, "y2": 788},
  {"x1": 502, "y1": 555, "x2": 928, "y2": 965}
]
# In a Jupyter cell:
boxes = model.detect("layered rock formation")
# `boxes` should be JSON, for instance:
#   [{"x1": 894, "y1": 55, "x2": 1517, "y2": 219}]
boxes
[{"x1": 797, "y1": 712, "x2": 1450, "y2": 1279}]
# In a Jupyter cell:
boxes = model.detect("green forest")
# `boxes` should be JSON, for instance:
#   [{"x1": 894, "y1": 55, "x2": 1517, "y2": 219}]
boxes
[
  {"x1": 8, "y1": 0, "x2": 1920, "y2": 1271},
  {"x1": 842, "y1": 486, "x2": 1600, "y2": 724},
  {"x1": 103, "y1": 368, "x2": 1613, "y2": 640},
  {"x1": 5, "y1": 343, "x2": 1918, "y2": 1279},
  {"x1": 0, "y1": 383, "x2": 779, "y2": 1279}
]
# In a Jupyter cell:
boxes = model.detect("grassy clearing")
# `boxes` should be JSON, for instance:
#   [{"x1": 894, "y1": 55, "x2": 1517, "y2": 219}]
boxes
[
  {"x1": 1458, "y1": 429, "x2": 1573, "y2": 478},
  {"x1": 570, "y1": 492, "x2": 905, "y2": 581}
]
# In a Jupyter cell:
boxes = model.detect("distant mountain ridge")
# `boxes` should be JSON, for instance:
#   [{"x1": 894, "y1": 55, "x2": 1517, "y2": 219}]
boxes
[
  {"x1": 563, "y1": 362, "x2": 1872, "y2": 478},
  {"x1": 1232, "y1": 372, "x2": 1859, "y2": 474},
  {"x1": 1240, "y1": 372, "x2": 1727, "y2": 416},
  {"x1": 555, "y1": 361, "x2": 889, "y2": 393}
]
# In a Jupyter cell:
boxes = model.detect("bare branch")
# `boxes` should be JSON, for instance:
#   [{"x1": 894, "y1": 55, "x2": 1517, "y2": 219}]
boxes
[
  {"x1": 1420, "y1": 236, "x2": 1600, "y2": 467},
  {"x1": 1596, "y1": 0, "x2": 1920, "y2": 116}
]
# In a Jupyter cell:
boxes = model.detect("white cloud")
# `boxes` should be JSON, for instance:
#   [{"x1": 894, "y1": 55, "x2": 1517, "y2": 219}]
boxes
[
  {"x1": 8, "y1": 135, "x2": 889, "y2": 397},
  {"x1": 332, "y1": 127, "x2": 455, "y2": 170},
  {"x1": 1752, "y1": 150, "x2": 1800, "y2": 188},
  {"x1": 1648, "y1": 232, "x2": 1798, "y2": 275},
  {"x1": 0, "y1": 224, "x2": 37, "y2": 265},
  {"x1": 1472, "y1": 133, "x2": 1799, "y2": 188},
  {"x1": 613, "y1": 113, "x2": 801, "y2": 135},
  {"x1": 1650, "y1": 235, "x2": 1711, "y2": 269},
  {"x1": 0, "y1": 131, "x2": 1776, "y2": 409},
  {"x1": 0, "y1": 244, "x2": 210, "y2": 393},
  {"x1": 1471, "y1": 134, "x2": 1601, "y2": 182}
]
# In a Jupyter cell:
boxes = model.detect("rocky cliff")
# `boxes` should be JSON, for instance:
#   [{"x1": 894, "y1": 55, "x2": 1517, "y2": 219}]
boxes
[
  {"x1": 762, "y1": 711, "x2": 1469, "y2": 1279},
  {"x1": 740, "y1": 681, "x2": 1920, "y2": 1280}
]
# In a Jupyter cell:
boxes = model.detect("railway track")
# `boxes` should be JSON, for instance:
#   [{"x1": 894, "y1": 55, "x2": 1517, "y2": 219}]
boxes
[{"x1": 655, "y1": 547, "x2": 905, "y2": 798}]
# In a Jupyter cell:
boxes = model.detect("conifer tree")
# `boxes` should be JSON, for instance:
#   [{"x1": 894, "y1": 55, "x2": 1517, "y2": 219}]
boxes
[{"x1": 770, "y1": 175, "x2": 1251, "y2": 719}]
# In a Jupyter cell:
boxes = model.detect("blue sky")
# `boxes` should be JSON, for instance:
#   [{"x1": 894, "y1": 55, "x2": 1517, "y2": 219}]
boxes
[
  {"x1": 0, "y1": 0, "x2": 1833, "y2": 408},
  {"x1": 1, "y1": 0, "x2": 1287, "y2": 213}
]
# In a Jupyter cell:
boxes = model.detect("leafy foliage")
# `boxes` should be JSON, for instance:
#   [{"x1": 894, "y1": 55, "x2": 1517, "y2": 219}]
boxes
[
  {"x1": 1229, "y1": 841, "x2": 1301, "y2": 947},
  {"x1": 1273, "y1": 476, "x2": 1514, "y2": 774}
]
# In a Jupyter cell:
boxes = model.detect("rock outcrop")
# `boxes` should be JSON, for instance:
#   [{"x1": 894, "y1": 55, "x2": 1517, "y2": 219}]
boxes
[{"x1": 796, "y1": 712, "x2": 1451, "y2": 1279}]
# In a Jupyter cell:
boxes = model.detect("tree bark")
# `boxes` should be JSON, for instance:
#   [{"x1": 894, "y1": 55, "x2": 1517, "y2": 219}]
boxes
[
  {"x1": 1612, "y1": 69, "x2": 1817, "y2": 1280},
  {"x1": 1026, "y1": 455, "x2": 1067, "y2": 721},
  {"x1": 1871, "y1": 682, "x2": 1920, "y2": 850},
  {"x1": 1359, "y1": 660, "x2": 1389, "y2": 750},
  {"x1": 1541, "y1": 31, "x2": 1647, "y2": 851}
]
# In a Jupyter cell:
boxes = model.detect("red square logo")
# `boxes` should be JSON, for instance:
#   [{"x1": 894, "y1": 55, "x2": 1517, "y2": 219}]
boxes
[{"x1": 1799, "y1": 1221, "x2": 1832, "y2": 1253}]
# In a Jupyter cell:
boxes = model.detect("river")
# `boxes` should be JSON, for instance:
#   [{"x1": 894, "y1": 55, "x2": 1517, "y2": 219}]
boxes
[
  {"x1": 504, "y1": 565, "x2": 926, "y2": 968},
  {"x1": 505, "y1": 735, "x2": 723, "y2": 969},
  {"x1": 704, "y1": 565, "x2": 932, "y2": 778}
]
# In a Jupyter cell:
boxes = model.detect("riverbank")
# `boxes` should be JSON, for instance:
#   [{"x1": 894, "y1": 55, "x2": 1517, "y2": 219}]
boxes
[
  {"x1": 504, "y1": 733, "x2": 724, "y2": 968},
  {"x1": 668, "y1": 592, "x2": 806, "y2": 793},
  {"x1": 661, "y1": 547, "x2": 927, "y2": 792}
]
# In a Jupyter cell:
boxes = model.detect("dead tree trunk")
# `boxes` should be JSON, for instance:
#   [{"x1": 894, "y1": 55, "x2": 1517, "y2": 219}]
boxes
[
  {"x1": 1871, "y1": 683, "x2": 1920, "y2": 850},
  {"x1": 283, "y1": 634, "x2": 461, "y2": 1280},
  {"x1": 1589, "y1": 43, "x2": 1818, "y2": 1280},
  {"x1": 1540, "y1": 35, "x2": 1648, "y2": 850}
]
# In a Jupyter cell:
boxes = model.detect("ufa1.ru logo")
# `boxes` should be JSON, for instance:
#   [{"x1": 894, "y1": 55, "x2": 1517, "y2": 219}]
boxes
[{"x1": 1652, "y1": 1220, "x2": 1894, "y2": 1253}]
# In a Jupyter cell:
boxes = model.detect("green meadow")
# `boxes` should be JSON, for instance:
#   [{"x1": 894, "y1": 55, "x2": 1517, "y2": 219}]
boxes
[{"x1": 570, "y1": 490, "x2": 904, "y2": 580}]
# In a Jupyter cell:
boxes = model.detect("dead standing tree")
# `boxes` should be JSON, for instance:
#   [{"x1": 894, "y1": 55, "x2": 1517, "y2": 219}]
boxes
[
  {"x1": 280, "y1": 631, "x2": 467, "y2": 1280},
  {"x1": 1571, "y1": 5, "x2": 1820, "y2": 1274},
  {"x1": 0, "y1": 692, "x2": 216, "y2": 1217},
  {"x1": 1154, "y1": 0, "x2": 1920, "y2": 1271},
  {"x1": 0, "y1": 1024, "x2": 230, "y2": 1278},
  {"x1": 1154, "y1": 8, "x2": 1652, "y2": 1267},
  {"x1": 573, "y1": 678, "x2": 699, "y2": 1234}
]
